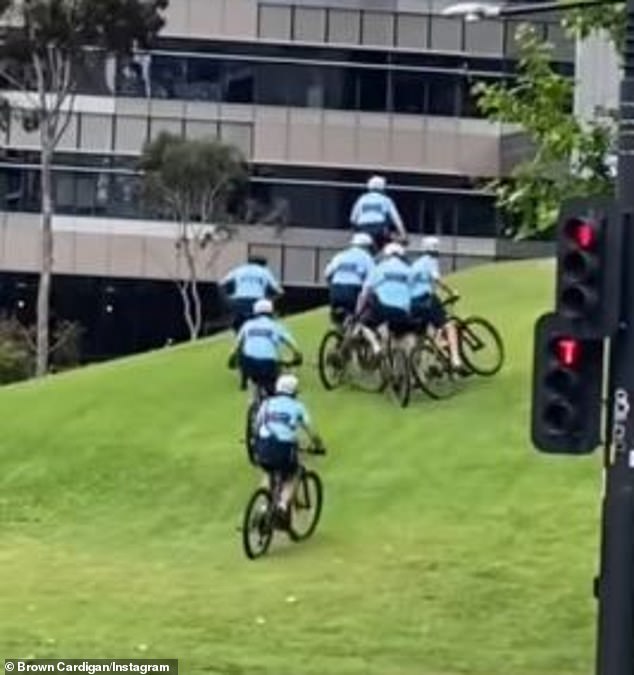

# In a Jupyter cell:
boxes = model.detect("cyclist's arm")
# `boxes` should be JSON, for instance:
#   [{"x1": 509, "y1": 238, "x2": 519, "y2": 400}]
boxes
[
  {"x1": 350, "y1": 199, "x2": 361, "y2": 226},
  {"x1": 387, "y1": 198, "x2": 407, "y2": 239},
  {"x1": 298, "y1": 405, "x2": 321, "y2": 445},
  {"x1": 278, "y1": 327, "x2": 302, "y2": 361}
]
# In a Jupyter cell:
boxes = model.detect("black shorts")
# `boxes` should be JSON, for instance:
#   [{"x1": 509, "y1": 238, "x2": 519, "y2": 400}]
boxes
[
  {"x1": 256, "y1": 437, "x2": 298, "y2": 480},
  {"x1": 231, "y1": 298, "x2": 256, "y2": 333},
  {"x1": 330, "y1": 284, "x2": 361, "y2": 324},
  {"x1": 355, "y1": 223, "x2": 391, "y2": 252},
  {"x1": 411, "y1": 295, "x2": 447, "y2": 330},
  {"x1": 364, "y1": 300, "x2": 412, "y2": 338},
  {"x1": 240, "y1": 356, "x2": 279, "y2": 394}
]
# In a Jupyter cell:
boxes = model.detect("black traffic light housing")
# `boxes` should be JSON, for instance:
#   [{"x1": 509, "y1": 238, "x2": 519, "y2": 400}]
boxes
[
  {"x1": 555, "y1": 199, "x2": 621, "y2": 338},
  {"x1": 531, "y1": 312, "x2": 605, "y2": 454}
]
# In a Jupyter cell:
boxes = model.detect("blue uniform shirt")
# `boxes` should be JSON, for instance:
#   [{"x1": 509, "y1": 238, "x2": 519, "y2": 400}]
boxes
[
  {"x1": 237, "y1": 316, "x2": 297, "y2": 361},
  {"x1": 350, "y1": 191, "x2": 403, "y2": 231},
  {"x1": 364, "y1": 256, "x2": 412, "y2": 312},
  {"x1": 410, "y1": 255, "x2": 440, "y2": 299},
  {"x1": 324, "y1": 246, "x2": 375, "y2": 287},
  {"x1": 256, "y1": 394, "x2": 311, "y2": 443},
  {"x1": 222, "y1": 264, "x2": 281, "y2": 300}
]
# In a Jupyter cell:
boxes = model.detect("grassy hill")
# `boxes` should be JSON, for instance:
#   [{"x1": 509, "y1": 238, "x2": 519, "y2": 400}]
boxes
[{"x1": 0, "y1": 260, "x2": 601, "y2": 675}]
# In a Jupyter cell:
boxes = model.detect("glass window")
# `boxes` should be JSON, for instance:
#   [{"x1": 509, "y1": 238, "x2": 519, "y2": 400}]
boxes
[
  {"x1": 429, "y1": 17, "x2": 462, "y2": 52},
  {"x1": 150, "y1": 54, "x2": 186, "y2": 100},
  {"x1": 460, "y1": 77, "x2": 487, "y2": 118},
  {"x1": 116, "y1": 54, "x2": 150, "y2": 97},
  {"x1": 361, "y1": 11, "x2": 394, "y2": 47},
  {"x1": 393, "y1": 71, "x2": 426, "y2": 114},
  {"x1": 294, "y1": 7, "x2": 326, "y2": 42},
  {"x1": 457, "y1": 195, "x2": 496, "y2": 236},
  {"x1": 328, "y1": 9, "x2": 361, "y2": 45},
  {"x1": 54, "y1": 172, "x2": 76, "y2": 213},
  {"x1": 259, "y1": 5, "x2": 292, "y2": 41},
  {"x1": 547, "y1": 22, "x2": 575, "y2": 62},
  {"x1": 423, "y1": 194, "x2": 457, "y2": 235},
  {"x1": 223, "y1": 61, "x2": 254, "y2": 104},
  {"x1": 76, "y1": 174, "x2": 98, "y2": 215},
  {"x1": 428, "y1": 74, "x2": 458, "y2": 116},
  {"x1": 322, "y1": 67, "x2": 358, "y2": 111},
  {"x1": 464, "y1": 20, "x2": 504, "y2": 55},
  {"x1": 256, "y1": 63, "x2": 290, "y2": 106},
  {"x1": 185, "y1": 57, "x2": 222, "y2": 102},
  {"x1": 286, "y1": 64, "x2": 327, "y2": 108},
  {"x1": 396, "y1": 13, "x2": 428, "y2": 49},
  {"x1": 358, "y1": 68, "x2": 387, "y2": 112},
  {"x1": 75, "y1": 51, "x2": 115, "y2": 96}
]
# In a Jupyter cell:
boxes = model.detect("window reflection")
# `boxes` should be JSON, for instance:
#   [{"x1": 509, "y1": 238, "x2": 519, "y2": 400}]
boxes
[{"x1": 0, "y1": 167, "x2": 496, "y2": 236}]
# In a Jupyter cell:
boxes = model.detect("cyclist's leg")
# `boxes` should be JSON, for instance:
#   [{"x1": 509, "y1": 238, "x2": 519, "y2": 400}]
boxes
[
  {"x1": 359, "y1": 296, "x2": 384, "y2": 354},
  {"x1": 278, "y1": 443, "x2": 300, "y2": 512},
  {"x1": 429, "y1": 295, "x2": 463, "y2": 368}
]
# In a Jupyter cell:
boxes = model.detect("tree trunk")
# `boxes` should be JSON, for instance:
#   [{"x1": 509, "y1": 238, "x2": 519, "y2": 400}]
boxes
[
  {"x1": 36, "y1": 145, "x2": 54, "y2": 377},
  {"x1": 177, "y1": 280, "x2": 196, "y2": 340},
  {"x1": 191, "y1": 279, "x2": 202, "y2": 340}
]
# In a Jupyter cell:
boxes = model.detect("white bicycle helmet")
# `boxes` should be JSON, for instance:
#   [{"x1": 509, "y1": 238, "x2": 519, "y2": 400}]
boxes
[
  {"x1": 384, "y1": 242, "x2": 405, "y2": 258},
  {"x1": 421, "y1": 236, "x2": 440, "y2": 253},
  {"x1": 351, "y1": 232, "x2": 374, "y2": 248},
  {"x1": 367, "y1": 175, "x2": 386, "y2": 192},
  {"x1": 253, "y1": 298, "x2": 273, "y2": 315},
  {"x1": 276, "y1": 373, "x2": 299, "y2": 396}
]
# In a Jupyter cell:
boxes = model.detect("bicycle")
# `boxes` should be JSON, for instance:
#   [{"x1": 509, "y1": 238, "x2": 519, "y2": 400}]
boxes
[
  {"x1": 241, "y1": 441, "x2": 326, "y2": 560},
  {"x1": 318, "y1": 312, "x2": 385, "y2": 394},
  {"x1": 441, "y1": 295, "x2": 505, "y2": 377},
  {"x1": 240, "y1": 357, "x2": 301, "y2": 466}
]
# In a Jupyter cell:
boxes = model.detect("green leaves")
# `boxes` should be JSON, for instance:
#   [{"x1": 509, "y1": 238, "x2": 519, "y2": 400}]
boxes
[
  {"x1": 473, "y1": 23, "x2": 614, "y2": 238},
  {"x1": 139, "y1": 132, "x2": 248, "y2": 224}
]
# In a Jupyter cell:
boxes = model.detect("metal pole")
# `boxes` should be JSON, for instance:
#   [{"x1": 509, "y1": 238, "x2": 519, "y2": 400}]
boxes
[{"x1": 595, "y1": 0, "x2": 634, "y2": 669}]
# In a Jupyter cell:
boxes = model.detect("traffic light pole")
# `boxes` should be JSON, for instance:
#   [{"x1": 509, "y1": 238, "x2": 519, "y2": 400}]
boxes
[{"x1": 595, "y1": 0, "x2": 634, "y2": 670}]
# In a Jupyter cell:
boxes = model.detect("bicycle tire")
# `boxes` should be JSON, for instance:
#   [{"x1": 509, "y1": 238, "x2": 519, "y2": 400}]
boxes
[
  {"x1": 458, "y1": 316, "x2": 505, "y2": 377},
  {"x1": 288, "y1": 470, "x2": 324, "y2": 542},
  {"x1": 244, "y1": 399, "x2": 259, "y2": 466},
  {"x1": 318, "y1": 330, "x2": 346, "y2": 391},
  {"x1": 386, "y1": 346, "x2": 411, "y2": 408},
  {"x1": 410, "y1": 338, "x2": 456, "y2": 400},
  {"x1": 242, "y1": 488, "x2": 274, "y2": 560}
]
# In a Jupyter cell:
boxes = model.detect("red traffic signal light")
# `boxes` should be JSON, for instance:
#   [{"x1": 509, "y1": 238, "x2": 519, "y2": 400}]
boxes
[
  {"x1": 531, "y1": 313, "x2": 604, "y2": 454},
  {"x1": 555, "y1": 337, "x2": 582, "y2": 369},
  {"x1": 555, "y1": 206, "x2": 620, "y2": 337}
]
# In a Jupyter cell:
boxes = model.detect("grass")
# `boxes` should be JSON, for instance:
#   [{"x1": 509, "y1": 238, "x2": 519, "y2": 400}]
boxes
[{"x1": 0, "y1": 259, "x2": 600, "y2": 675}]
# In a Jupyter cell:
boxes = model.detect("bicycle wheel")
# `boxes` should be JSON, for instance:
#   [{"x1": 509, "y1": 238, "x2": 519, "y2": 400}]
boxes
[
  {"x1": 318, "y1": 330, "x2": 346, "y2": 390},
  {"x1": 458, "y1": 316, "x2": 505, "y2": 377},
  {"x1": 289, "y1": 470, "x2": 324, "y2": 542},
  {"x1": 351, "y1": 338, "x2": 386, "y2": 393},
  {"x1": 386, "y1": 347, "x2": 411, "y2": 408},
  {"x1": 244, "y1": 400, "x2": 259, "y2": 465},
  {"x1": 242, "y1": 488, "x2": 274, "y2": 560},
  {"x1": 410, "y1": 338, "x2": 456, "y2": 400}
]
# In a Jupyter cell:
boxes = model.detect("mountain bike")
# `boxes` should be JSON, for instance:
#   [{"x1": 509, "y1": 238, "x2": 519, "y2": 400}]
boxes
[
  {"x1": 441, "y1": 295, "x2": 505, "y2": 377},
  {"x1": 241, "y1": 441, "x2": 326, "y2": 560},
  {"x1": 243, "y1": 357, "x2": 301, "y2": 466}
]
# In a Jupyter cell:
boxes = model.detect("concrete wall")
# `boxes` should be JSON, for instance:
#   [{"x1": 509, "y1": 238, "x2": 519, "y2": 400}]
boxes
[{"x1": 0, "y1": 211, "x2": 499, "y2": 285}]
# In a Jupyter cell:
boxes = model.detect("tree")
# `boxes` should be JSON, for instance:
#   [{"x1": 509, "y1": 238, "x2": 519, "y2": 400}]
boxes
[
  {"x1": 473, "y1": 23, "x2": 615, "y2": 237},
  {"x1": 139, "y1": 133, "x2": 247, "y2": 340},
  {"x1": 0, "y1": 0, "x2": 167, "y2": 376}
]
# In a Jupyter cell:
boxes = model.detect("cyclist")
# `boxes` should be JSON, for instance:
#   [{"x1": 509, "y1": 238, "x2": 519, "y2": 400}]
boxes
[
  {"x1": 324, "y1": 232, "x2": 375, "y2": 327},
  {"x1": 356, "y1": 241, "x2": 414, "y2": 355},
  {"x1": 221, "y1": 257, "x2": 283, "y2": 334},
  {"x1": 228, "y1": 298, "x2": 302, "y2": 396},
  {"x1": 350, "y1": 175, "x2": 407, "y2": 252},
  {"x1": 254, "y1": 373, "x2": 322, "y2": 528},
  {"x1": 410, "y1": 236, "x2": 465, "y2": 373}
]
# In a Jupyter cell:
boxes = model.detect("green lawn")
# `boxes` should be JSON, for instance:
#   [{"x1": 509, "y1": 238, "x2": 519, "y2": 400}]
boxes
[{"x1": 0, "y1": 259, "x2": 600, "y2": 675}]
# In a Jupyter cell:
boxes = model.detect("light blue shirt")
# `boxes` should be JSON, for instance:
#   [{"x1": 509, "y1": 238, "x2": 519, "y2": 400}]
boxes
[
  {"x1": 237, "y1": 316, "x2": 297, "y2": 361},
  {"x1": 350, "y1": 191, "x2": 404, "y2": 231},
  {"x1": 324, "y1": 246, "x2": 375, "y2": 287},
  {"x1": 222, "y1": 263, "x2": 282, "y2": 300},
  {"x1": 364, "y1": 256, "x2": 413, "y2": 312},
  {"x1": 410, "y1": 255, "x2": 440, "y2": 299},
  {"x1": 256, "y1": 395, "x2": 312, "y2": 443}
]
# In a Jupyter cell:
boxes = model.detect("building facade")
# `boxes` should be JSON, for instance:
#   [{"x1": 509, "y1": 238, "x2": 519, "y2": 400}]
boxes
[{"x1": 0, "y1": 0, "x2": 574, "y2": 354}]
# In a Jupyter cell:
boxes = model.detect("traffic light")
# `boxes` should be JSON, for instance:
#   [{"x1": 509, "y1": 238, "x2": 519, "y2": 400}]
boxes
[
  {"x1": 531, "y1": 312, "x2": 605, "y2": 454},
  {"x1": 555, "y1": 203, "x2": 620, "y2": 337}
]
